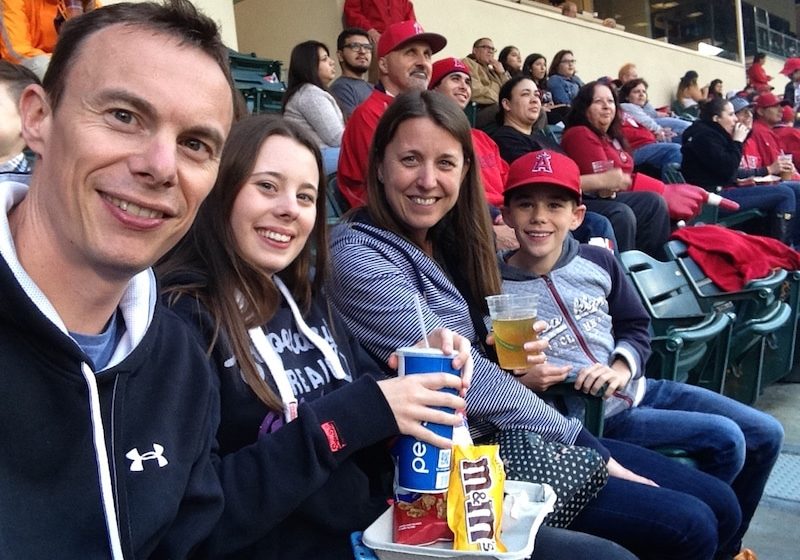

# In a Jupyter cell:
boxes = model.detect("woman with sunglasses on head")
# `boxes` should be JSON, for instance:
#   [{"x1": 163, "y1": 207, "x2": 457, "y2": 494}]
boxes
[{"x1": 157, "y1": 116, "x2": 474, "y2": 559}]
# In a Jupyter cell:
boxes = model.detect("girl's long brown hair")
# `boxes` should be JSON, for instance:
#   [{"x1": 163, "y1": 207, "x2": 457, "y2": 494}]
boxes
[{"x1": 158, "y1": 115, "x2": 328, "y2": 411}]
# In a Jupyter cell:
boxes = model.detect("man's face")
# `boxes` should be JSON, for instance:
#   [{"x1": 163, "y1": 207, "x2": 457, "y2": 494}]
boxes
[
  {"x1": 472, "y1": 39, "x2": 495, "y2": 66},
  {"x1": 758, "y1": 104, "x2": 782, "y2": 125},
  {"x1": 434, "y1": 71, "x2": 471, "y2": 109},
  {"x1": 337, "y1": 34, "x2": 372, "y2": 74},
  {"x1": 379, "y1": 41, "x2": 432, "y2": 95},
  {"x1": 20, "y1": 25, "x2": 233, "y2": 281}
]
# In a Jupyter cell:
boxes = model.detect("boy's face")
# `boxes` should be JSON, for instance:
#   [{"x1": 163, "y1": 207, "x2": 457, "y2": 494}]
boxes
[{"x1": 501, "y1": 184, "x2": 585, "y2": 275}]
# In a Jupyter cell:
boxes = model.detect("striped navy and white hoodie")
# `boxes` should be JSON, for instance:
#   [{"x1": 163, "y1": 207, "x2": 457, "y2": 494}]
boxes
[{"x1": 327, "y1": 215, "x2": 609, "y2": 460}]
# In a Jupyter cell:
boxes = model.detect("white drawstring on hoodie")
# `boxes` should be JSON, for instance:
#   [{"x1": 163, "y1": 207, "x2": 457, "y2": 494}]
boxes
[{"x1": 247, "y1": 277, "x2": 347, "y2": 423}]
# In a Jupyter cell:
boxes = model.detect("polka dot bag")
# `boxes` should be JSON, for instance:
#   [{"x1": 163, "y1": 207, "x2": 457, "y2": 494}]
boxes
[{"x1": 494, "y1": 429, "x2": 608, "y2": 528}]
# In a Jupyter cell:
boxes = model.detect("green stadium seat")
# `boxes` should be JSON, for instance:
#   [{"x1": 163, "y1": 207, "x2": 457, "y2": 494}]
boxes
[{"x1": 620, "y1": 250, "x2": 733, "y2": 393}]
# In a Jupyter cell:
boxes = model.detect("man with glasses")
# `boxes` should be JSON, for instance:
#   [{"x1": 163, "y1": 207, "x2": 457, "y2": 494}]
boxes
[
  {"x1": 330, "y1": 28, "x2": 374, "y2": 119},
  {"x1": 462, "y1": 37, "x2": 509, "y2": 129}
]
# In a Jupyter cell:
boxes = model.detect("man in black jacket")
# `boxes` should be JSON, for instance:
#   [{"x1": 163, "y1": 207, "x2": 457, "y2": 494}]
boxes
[{"x1": 0, "y1": 1, "x2": 236, "y2": 557}]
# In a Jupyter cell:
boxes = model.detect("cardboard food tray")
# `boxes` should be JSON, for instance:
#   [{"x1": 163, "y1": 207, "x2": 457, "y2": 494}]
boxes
[{"x1": 362, "y1": 481, "x2": 555, "y2": 560}]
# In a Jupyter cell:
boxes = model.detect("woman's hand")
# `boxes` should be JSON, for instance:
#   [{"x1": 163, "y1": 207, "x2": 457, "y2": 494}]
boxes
[
  {"x1": 377, "y1": 374, "x2": 466, "y2": 449},
  {"x1": 732, "y1": 122, "x2": 750, "y2": 143},
  {"x1": 606, "y1": 457, "x2": 659, "y2": 487},
  {"x1": 580, "y1": 168, "x2": 632, "y2": 195},
  {"x1": 387, "y1": 327, "x2": 473, "y2": 397}
]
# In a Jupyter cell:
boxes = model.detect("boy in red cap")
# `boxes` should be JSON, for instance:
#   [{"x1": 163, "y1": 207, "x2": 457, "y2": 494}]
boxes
[{"x1": 500, "y1": 150, "x2": 781, "y2": 560}]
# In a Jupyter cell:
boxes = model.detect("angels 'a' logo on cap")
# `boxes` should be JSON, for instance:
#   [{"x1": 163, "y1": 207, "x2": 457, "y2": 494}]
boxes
[
  {"x1": 453, "y1": 59, "x2": 467, "y2": 70},
  {"x1": 413, "y1": 21, "x2": 424, "y2": 34},
  {"x1": 531, "y1": 151, "x2": 554, "y2": 174}
]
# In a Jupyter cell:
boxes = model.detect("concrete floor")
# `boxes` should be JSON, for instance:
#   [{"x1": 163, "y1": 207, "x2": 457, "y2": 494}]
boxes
[{"x1": 740, "y1": 382, "x2": 800, "y2": 559}]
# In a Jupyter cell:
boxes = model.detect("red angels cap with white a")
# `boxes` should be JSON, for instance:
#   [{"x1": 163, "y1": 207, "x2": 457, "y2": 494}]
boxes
[
  {"x1": 504, "y1": 150, "x2": 582, "y2": 203},
  {"x1": 376, "y1": 20, "x2": 447, "y2": 58},
  {"x1": 428, "y1": 57, "x2": 471, "y2": 90}
]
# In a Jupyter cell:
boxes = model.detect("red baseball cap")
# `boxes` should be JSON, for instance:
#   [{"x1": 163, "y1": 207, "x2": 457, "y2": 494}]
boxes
[
  {"x1": 377, "y1": 20, "x2": 447, "y2": 58},
  {"x1": 782, "y1": 105, "x2": 795, "y2": 124},
  {"x1": 428, "y1": 57, "x2": 471, "y2": 89},
  {"x1": 504, "y1": 150, "x2": 582, "y2": 203},
  {"x1": 755, "y1": 92, "x2": 781, "y2": 109}
]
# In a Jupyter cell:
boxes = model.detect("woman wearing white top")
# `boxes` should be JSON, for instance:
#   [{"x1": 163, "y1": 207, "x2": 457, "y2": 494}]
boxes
[{"x1": 282, "y1": 40, "x2": 345, "y2": 175}]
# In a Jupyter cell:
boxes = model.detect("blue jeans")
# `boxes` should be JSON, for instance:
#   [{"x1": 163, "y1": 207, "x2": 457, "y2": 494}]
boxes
[
  {"x1": 632, "y1": 142, "x2": 683, "y2": 181},
  {"x1": 721, "y1": 184, "x2": 796, "y2": 216},
  {"x1": 603, "y1": 379, "x2": 784, "y2": 550},
  {"x1": 534, "y1": 526, "x2": 637, "y2": 560},
  {"x1": 321, "y1": 146, "x2": 340, "y2": 176},
  {"x1": 776, "y1": 180, "x2": 800, "y2": 216},
  {"x1": 570, "y1": 438, "x2": 741, "y2": 560},
  {"x1": 655, "y1": 117, "x2": 691, "y2": 143},
  {"x1": 573, "y1": 211, "x2": 619, "y2": 256}
]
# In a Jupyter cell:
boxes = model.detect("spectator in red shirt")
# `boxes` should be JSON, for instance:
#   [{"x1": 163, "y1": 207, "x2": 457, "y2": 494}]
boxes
[
  {"x1": 337, "y1": 20, "x2": 445, "y2": 207},
  {"x1": 746, "y1": 52, "x2": 772, "y2": 94},
  {"x1": 343, "y1": 0, "x2": 415, "y2": 46},
  {"x1": 774, "y1": 104, "x2": 800, "y2": 168}
]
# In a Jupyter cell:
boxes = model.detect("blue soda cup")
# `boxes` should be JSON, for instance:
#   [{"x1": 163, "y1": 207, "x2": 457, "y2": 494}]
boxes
[{"x1": 392, "y1": 347, "x2": 460, "y2": 493}]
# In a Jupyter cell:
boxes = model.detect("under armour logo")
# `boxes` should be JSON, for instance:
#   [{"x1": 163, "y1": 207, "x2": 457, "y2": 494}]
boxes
[
  {"x1": 531, "y1": 151, "x2": 553, "y2": 174},
  {"x1": 126, "y1": 443, "x2": 169, "y2": 472}
]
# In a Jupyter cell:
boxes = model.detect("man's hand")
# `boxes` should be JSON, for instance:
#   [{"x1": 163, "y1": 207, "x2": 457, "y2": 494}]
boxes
[{"x1": 367, "y1": 28, "x2": 381, "y2": 45}]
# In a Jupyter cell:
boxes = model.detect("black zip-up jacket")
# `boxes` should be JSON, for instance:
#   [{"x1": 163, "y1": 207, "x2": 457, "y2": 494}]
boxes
[{"x1": 0, "y1": 216, "x2": 223, "y2": 557}]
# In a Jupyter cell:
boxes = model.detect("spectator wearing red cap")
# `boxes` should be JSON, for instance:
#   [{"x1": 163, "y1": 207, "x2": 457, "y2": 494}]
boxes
[
  {"x1": 462, "y1": 37, "x2": 510, "y2": 129},
  {"x1": 782, "y1": 59, "x2": 800, "y2": 114},
  {"x1": 337, "y1": 20, "x2": 445, "y2": 207},
  {"x1": 429, "y1": 56, "x2": 518, "y2": 249},
  {"x1": 746, "y1": 92, "x2": 798, "y2": 179},
  {"x1": 746, "y1": 53, "x2": 772, "y2": 94},
  {"x1": 774, "y1": 104, "x2": 800, "y2": 168},
  {"x1": 429, "y1": 57, "x2": 506, "y2": 208}
]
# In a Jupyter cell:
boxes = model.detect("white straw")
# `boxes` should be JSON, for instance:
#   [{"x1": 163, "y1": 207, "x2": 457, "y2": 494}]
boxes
[{"x1": 413, "y1": 294, "x2": 430, "y2": 348}]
